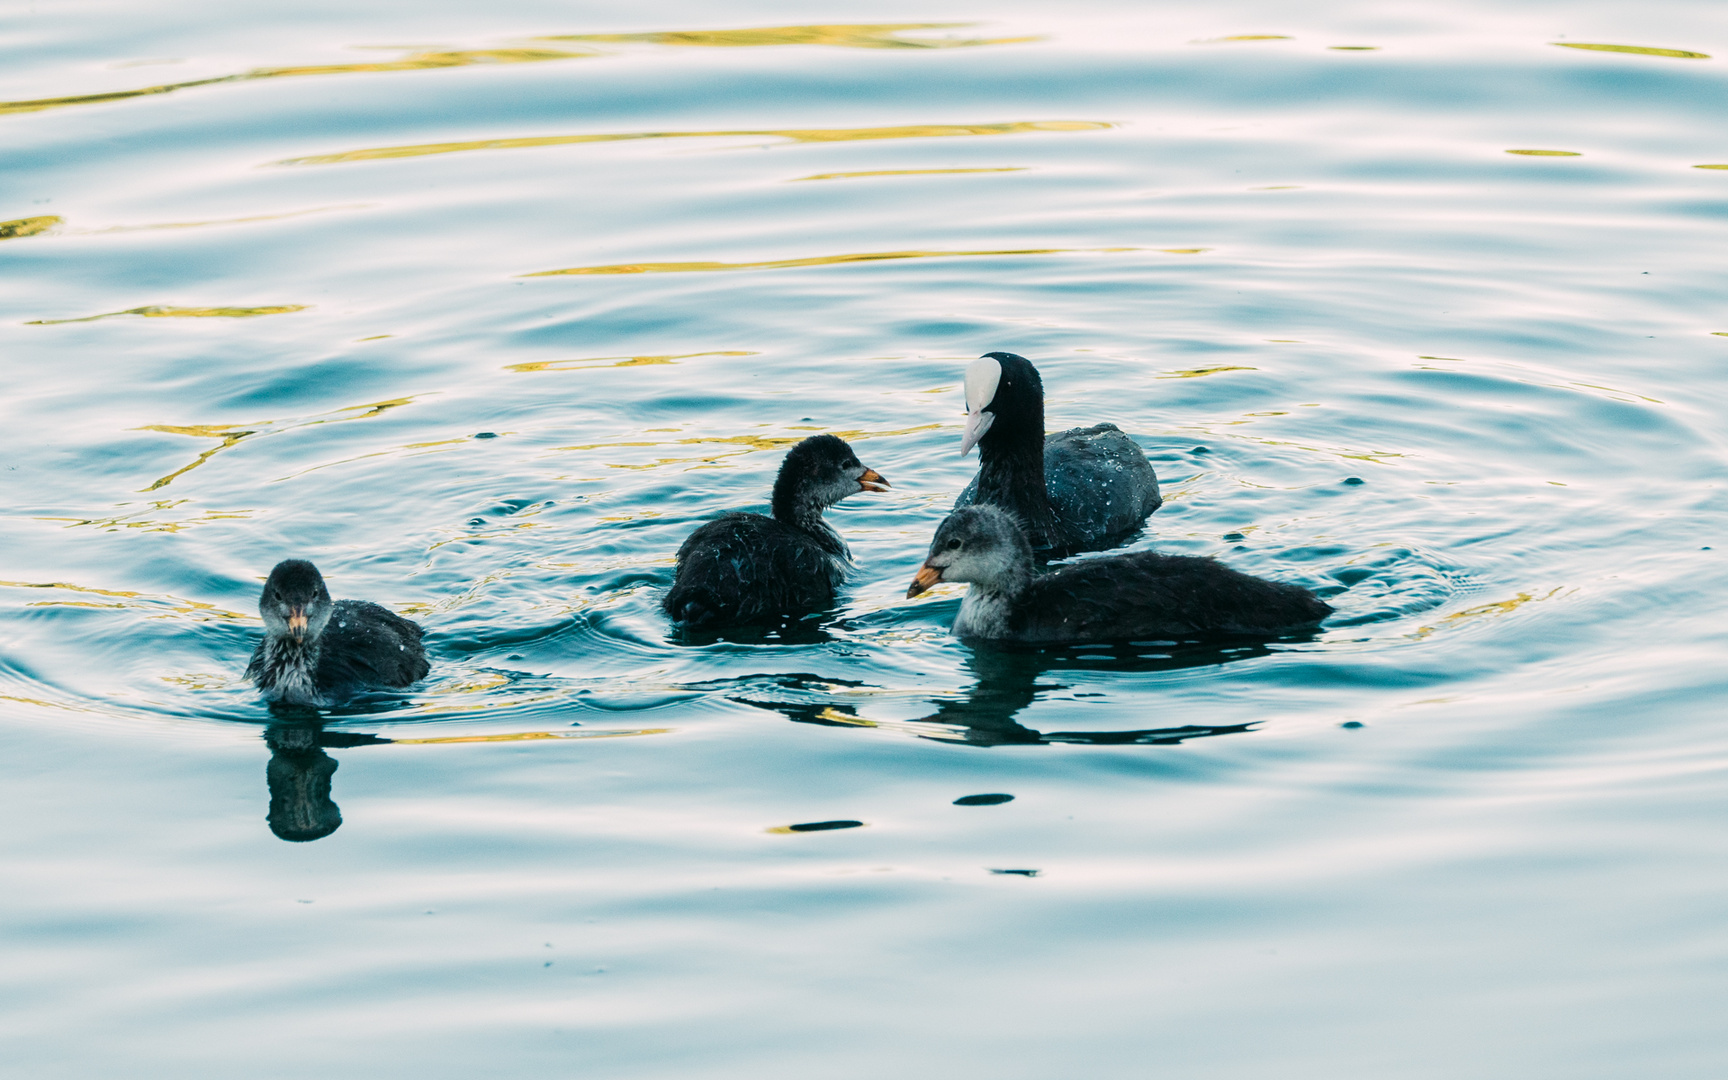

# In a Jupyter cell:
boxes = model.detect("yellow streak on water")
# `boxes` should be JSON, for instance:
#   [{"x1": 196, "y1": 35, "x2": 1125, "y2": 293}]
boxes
[
  {"x1": 1695, "y1": 164, "x2": 1728, "y2": 170},
  {"x1": 388, "y1": 728, "x2": 672, "y2": 745},
  {"x1": 791, "y1": 167, "x2": 1028, "y2": 182},
  {"x1": 133, "y1": 397, "x2": 418, "y2": 491},
  {"x1": 0, "y1": 49, "x2": 596, "y2": 117},
  {"x1": 1192, "y1": 35, "x2": 1292, "y2": 43},
  {"x1": 1159, "y1": 366, "x2": 1257, "y2": 379},
  {"x1": 0, "y1": 22, "x2": 1045, "y2": 119},
  {"x1": 524, "y1": 246, "x2": 1158, "y2": 277},
  {"x1": 35, "y1": 502, "x2": 256, "y2": 533},
  {"x1": 79, "y1": 205, "x2": 369, "y2": 234},
  {"x1": 1551, "y1": 42, "x2": 1710, "y2": 59},
  {"x1": 274, "y1": 120, "x2": 1114, "y2": 166},
  {"x1": 1409, "y1": 587, "x2": 1569, "y2": 640},
  {"x1": 1506, "y1": 149, "x2": 1581, "y2": 157},
  {"x1": 557, "y1": 423, "x2": 942, "y2": 454},
  {"x1": 539, "y1": 23, "x2": 1037, "y2": 50},
  {"x1": 1, "y1": 216, "x2": 61, "y2": 239},
  {"x1": 27, "y1": 305, "x2": 308, "y2": 325},
  {"x1": 0, "y1": 579, "x2": 249, "y2": 620},
  {"x1": 506, "y1": 350, "x2": 758, "y2": 372}
]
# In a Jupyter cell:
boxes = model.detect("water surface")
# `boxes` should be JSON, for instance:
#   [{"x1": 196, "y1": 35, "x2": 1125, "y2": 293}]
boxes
[{"x1": 3, "y1": 1, "x2": 1726, "y2": 1075}]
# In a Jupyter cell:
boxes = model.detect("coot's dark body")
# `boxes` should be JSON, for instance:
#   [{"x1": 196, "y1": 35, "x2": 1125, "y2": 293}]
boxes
[
  {"x1": 664, "y1": 434, "x2": 888, "y2": 629},
  {"x1": 955, "y1": 352, "x2": 1161, "y2": 558},
  {"x1": 908, "y1": 506, "x2": 1330, "y2": 644},
  {"x1": 246, "y1": 560, "x2": 428, "y2": 706}
]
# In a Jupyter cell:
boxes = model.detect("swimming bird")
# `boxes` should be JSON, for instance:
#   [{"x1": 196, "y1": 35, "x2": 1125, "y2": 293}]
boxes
[
  {"x1": 246, "y1": 559, "x2": 429, "y2": 706},
  {"x1": 955, "y1": 351, "x2": 1161, "y2": 557},
  {"x1": 664, "y1": 434, "x2": 889, "y2": 628},
  {"x1": 906, "y1": 505, "x2": 1330, "y2": 643}
]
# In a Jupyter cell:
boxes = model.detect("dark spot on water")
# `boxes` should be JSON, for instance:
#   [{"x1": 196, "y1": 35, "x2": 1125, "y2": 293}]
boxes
[
  {"x1": 1331, "y1": 567, "x2": 1375, "y2": 586},
  {"x1": 544, "y1": 962, "x2": 552, "y2": 967},
  {"x1": 467, "y1": 518, "x2": 485, "y2": 526},
  {"x1": 1341, "y1": 720, "x2": 1365, "y2": 729},
  {"x1": 507, "y1": 654, "x2": 523, "y2": 660},
  {"x1": 784, "y1": 819, "x2": 863, "y2": 832},
  {"x1": 989, "y1": 868, "x2": 1040, "y2": 877},
  {"x1": 954, "y1": 793, "x2": 1014, "y2": 806},
  {"x1": 1222, "y1": 531, "x2": 1246, "y2": 541},
  {"x1": 474, "y1": 432, "x2": 498, "y2": 439},
  {"x1": 1343, "y1": 476, "x2": 1365, "y2": 485},
  {"x1": 1192, "y1": 445, "x2": 1210, "y2": 453}
]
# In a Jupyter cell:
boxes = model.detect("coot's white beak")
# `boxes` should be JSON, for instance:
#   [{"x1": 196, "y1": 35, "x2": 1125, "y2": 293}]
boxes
[
  {"x1": 959, "y1": 408, "x2": 994, "y2": 457},
  {"x1": 959, "y1": 355, "x2": 1003, "y2": 457}
]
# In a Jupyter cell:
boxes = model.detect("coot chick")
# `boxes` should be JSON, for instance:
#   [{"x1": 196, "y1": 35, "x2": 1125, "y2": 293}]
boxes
[
  {"x1": 955, "y1": 351, "x2": 1161, "y2": 557},
  {"x1": 245, "y1": 559, "x2": 429, "y2": 706},
  {"x1": 664, "y1": 434, "x2": 889, "y2": 628},
  {"x1": 906, "y1": 506, "x2": 1330, "y2": 643}
]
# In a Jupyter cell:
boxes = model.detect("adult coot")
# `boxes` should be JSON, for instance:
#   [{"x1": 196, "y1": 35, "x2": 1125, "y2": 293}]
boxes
[
  {"x1": 906, "y1": 506, "x2": 1330, "y2": 643},
  {"x1": 955, "y1": 351, "x2": 1161, "y2": 557},
  {"x1": 664, "y1": 434, "x2": 888, "y2": 628},
  {"x1": 246, "y1": 559, "x2": 429, "y2": 706}
]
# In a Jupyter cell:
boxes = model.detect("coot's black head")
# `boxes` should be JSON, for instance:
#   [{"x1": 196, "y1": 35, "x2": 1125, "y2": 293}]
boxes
[
  {"x1": 260, "y1": 559, "x2": 334, "y2": 644},
  {"x1": 771, "y1": 434, "x2": 889, "y2": 522},
  {"x1": 960, "y1": 351, "x2": 1045, "y2": 457},
  {"x1": 907, "y1": 505, "x2": 1034, "y2": 597}
]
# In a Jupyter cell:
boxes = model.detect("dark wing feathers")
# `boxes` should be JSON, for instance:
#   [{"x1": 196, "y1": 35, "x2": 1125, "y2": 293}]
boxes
[
  {"x1": 664, "y1": 513, "x2": 847, "y2": 627},
  {"x1": 1044, "y1": 424, "x2": 1163, "y2": 549},
  {"x1": 314, "y1": 599, "x2": 429, "y2": 695}
]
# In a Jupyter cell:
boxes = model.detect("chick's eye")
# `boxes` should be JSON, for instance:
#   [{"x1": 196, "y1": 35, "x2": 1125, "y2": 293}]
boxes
[{"x1": 946, "y1": 538, "x2": 963, "y2": 551}]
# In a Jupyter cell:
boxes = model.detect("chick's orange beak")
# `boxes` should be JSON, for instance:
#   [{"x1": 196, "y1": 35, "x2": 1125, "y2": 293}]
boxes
[
  {"x1": 858, "y1": 467, "x2": 890, "y2": 493},
  {"x1": 287, "y1": 607, "x2": 308, "y2": 638},
  {"x1": 906, "y1": 564, "x2": 943, "y2": 598}
]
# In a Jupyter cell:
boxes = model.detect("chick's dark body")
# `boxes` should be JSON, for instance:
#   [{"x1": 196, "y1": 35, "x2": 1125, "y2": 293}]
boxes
[
  {"x1": 664, "y1": 513, "x2": 847, "y2": 628},
  {"x1": 1002, "y1": 551, "x2": 1333, "y2": 643}
]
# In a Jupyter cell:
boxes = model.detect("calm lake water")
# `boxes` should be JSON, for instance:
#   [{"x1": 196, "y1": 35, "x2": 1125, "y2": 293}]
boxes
[{"x1": 4, "y1": 0, "x2": 1726, "y2": 1075}]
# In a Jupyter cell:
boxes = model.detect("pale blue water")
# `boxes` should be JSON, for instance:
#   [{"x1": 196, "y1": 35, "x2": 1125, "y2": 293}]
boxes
[{"x1": 3, "y1": 1, "x2": 1727, "y2": 1075}]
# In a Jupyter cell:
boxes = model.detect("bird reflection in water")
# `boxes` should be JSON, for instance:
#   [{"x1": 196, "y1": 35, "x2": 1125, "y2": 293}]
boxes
[
  {"x1": 726, "y1": 635, "x2": 1315, "y2": 745},
  {"x1": 262, "y1": 717, "x2": 387, "y2": 842}
]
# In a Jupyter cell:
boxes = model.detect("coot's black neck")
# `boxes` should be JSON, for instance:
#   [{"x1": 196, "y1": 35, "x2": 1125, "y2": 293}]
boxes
[
  {"x1": 770, "y1": 485, "x2": 826, "y2": 531},
  {"x1": 975, "y1": 427, "x2": 1062, "y2": 552},
  {"x1": 769, "y1": 487, "x2": 846, "y2": 559}
]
